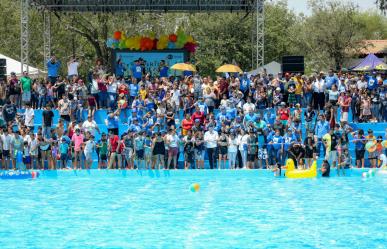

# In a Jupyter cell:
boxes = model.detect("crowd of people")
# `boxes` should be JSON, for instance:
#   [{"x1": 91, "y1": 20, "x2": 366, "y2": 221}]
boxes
[{"x1": 0, "y1": 54, "x2": 386, "y2": 171}]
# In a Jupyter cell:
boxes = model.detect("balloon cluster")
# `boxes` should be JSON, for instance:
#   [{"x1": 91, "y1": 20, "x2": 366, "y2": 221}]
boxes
[{"x1": 106, "y1": 29, "x2": 197, "y2": 53}]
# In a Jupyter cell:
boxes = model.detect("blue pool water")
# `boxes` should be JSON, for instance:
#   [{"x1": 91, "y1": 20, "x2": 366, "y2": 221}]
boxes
[{"x1": 0, "y1": 170, "x2": 386, "y2": 249}]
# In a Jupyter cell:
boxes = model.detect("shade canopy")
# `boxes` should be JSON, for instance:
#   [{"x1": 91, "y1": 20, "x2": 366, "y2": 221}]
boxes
[
  {"x1": 351, "y1": 53, "x2": 387, "y2": 71},
  {"x1": 216, "y1": 64, "x2": 243, "y2": 73},
  {"x1": 171, "y1": 63, "x2": 197, "y2": 72}
]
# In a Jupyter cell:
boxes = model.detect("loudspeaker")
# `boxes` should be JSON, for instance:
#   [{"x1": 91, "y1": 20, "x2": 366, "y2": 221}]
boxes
[
  {"x1": 0, "y1": 58, "x2": 6, "y2": 80},
  {"x1": 282, "y1": 56, "x2": 304, "y2": 74}
]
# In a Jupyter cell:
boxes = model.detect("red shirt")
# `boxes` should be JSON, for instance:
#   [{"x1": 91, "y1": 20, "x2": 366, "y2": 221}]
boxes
[
  {"x1": 182, "y1": 119, "x2": 194, "y2": 131},
  {"x1": 191, "y1": 111, "x2": 205, "y2": 124},
  {"x1": 109, "y1": 135, "x2": 119, "y2": 152},
  {"x1": 118, "y1": 85, "x2": 129, "y2": 95},
  {"x1": 278, "y1": 108, "x2": 290, "y2": 121}
]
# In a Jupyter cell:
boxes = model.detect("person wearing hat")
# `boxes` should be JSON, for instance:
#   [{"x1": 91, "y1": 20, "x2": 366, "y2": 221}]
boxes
[
  {"x1": 366, "y1": 129, "x2": 377, "y2": 168},
  {"x1": 288, "y1": 142, "x2": 305, "y2": 169},
  {"x1": 273, "y1": 87, "x2": 283, "y2": 108},
  {"x1": 277, "y1": 102, "x2": 290, "y2": 126},
  {"x1": 59, "y1": 137, "x2": 70, "y2": 169}
]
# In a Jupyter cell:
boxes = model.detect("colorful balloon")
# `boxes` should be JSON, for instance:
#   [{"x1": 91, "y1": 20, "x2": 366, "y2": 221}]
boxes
[
  {"x1": 169, "y1": 34, "x2": 178, "y2": 42},
  {"x1": 113, "y1": 31, "x2": 122, "y2": 40}
]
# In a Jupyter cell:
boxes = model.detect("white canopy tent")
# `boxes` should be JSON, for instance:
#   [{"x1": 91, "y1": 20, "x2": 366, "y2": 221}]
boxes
[
  {"x1": 249, "y1": 61, "x2": 281, "y2": 76},
  {"x1": 0, "y1": 53, "x2": 43, "y2": 76}
]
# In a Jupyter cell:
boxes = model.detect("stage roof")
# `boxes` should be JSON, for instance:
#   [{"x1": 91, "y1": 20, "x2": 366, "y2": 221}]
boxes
[{"x1": 30, "y1": 0, "x2": 258, "y2": 12}]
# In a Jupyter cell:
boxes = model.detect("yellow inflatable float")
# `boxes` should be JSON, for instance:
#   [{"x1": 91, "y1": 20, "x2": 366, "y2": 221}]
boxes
[{"x1": 285, "y1": 159, "x2": 317, "y2": 179}]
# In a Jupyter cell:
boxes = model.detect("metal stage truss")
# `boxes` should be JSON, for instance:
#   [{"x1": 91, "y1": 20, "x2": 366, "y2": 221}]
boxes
[{"x1": 21, "y1": 0, "x2": 264, "y2": 72}]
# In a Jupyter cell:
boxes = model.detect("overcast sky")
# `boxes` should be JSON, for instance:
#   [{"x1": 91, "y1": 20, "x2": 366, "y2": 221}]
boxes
[{"x1": 285, "y1": 0, "x2": 378, "y2": 15}]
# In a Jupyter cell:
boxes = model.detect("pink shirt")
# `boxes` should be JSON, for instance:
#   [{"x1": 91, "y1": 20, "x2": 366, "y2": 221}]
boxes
[{"x1": 71, "y1": 133, "x2": 84, "y2": 152}]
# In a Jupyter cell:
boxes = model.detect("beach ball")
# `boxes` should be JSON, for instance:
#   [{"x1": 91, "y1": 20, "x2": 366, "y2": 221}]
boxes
[
  {"x1": 368, "y1": 169, "x2": 375, "y2": 177},
  {"x1": 365, "y1": 141, "x2": 377, "y2": 152},
  {"x1": 31, "y1": 171, "x2": 39, "y2": 179},
  {"x1": 190, "y1": 183, "x2": 200, "y2": 192},
  {"x1": 362, "y1": 172, "x2": 369, "y2": 178}
]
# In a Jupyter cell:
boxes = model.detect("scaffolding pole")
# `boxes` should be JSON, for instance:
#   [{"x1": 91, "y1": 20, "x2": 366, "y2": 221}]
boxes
[
  {"x1": 21, "y1": 0, "x2": 29, "y2": 73},
  {"x1": 43, "y1": 11, "x2": 51, "y2": 69},
  {"x1": 256, "y1": 0, "x2": 264, "y2": 68}
]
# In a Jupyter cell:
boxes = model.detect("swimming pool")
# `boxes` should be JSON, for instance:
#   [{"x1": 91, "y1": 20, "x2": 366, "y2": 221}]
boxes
[{"x1": 0, "y1": 170, "x2": 386, "y2": 249}]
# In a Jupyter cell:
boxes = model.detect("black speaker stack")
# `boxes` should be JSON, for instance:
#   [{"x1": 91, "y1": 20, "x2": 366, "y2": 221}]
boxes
[
  {"x1": 0, "y1": 58, "x2": 6, "y2": 81},
  {"x1": 282, "y1": 56, "x2": 304, "y2": 75}
]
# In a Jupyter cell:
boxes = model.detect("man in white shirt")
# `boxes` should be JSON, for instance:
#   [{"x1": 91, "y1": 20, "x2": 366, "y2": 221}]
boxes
[
  {"x1": 82, "y1": 115, "x2": 100, "y2": 137},
  {"x1": 313, "y1": 73, "x2": 326, "y2": 111},
  {"x1": 24, "y1": 102, "x2": 35, "y2": 130},
  {"x1": 67, "y1": 57, "x2": 80, "y2": 79},
  {"x1": 204, "y1": 125, "x2": 218, "y2": 169},
  {"x1": 356, "y1": 75, "x2": 368, "y2": 90}
]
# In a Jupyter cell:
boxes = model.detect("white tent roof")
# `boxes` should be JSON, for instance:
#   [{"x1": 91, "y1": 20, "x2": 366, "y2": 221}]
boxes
[
  {"x1": 0, "y1": 53, "x2": 42, "y2": 76},
  {"x1": 248, "y1": 61, "x2": 281, "y2": 76}
]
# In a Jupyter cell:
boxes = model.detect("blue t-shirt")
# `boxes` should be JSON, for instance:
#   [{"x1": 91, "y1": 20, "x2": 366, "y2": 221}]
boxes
[
  {"x1": 132, "y1": 65, "x2": 143, "y2": 79},
  {"x1": 240, "y1": 77, "x2": 250, "y2": 92},
  {"x1": 60, "y1": 143, "x2": 69, "y2": 154},
  {"x1": 271, "y1": 135, "x2": 283, "y2": 150},
  {"x1": 128, "y1": 124, "x2": 141, "y2": 133},
  {"x1": 367, "y1": 76, "x2": 378, "y2": 90},
  {"x1": 47, "y1": 60, "x2": 61, "y2": 77},
  {"x1": 315, "y1": 121, "x2": 329, "y2": 139},
  {"x1": 135, "y1": 137, "x2": 145, "y2": 150},
  {"x1": 244, "y1": 113, "x2": 257, "y2": 125},
  {"x1": 283, "y1": 133, "x2": 295, "y2": 150},
  {"x1": 355, "y1": 135, "x2": 365, "y2": 150},
  {"x1": 115, "y1": 63, "x2": 126, "y2": 77},
  {"x1": 129, "y1": 83, "x2": 139, "y2": 97},
  {"x1": 106, "y1": 116, "x2": 119, "y2": 129},
  {"x1": 325, "y1": 75, "x2": 338, "y2": 89},
  {"x1": 226, "y1": 108, "x2": 237, "y2": 120},
  {"x1": 160, "y1": 66, "x2": 169, "y2": 77}
]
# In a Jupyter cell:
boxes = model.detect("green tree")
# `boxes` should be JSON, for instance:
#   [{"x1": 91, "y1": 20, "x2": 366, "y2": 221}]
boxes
[{"x1": 298, "y1": 0, "x2": 366, "y2": 70}]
